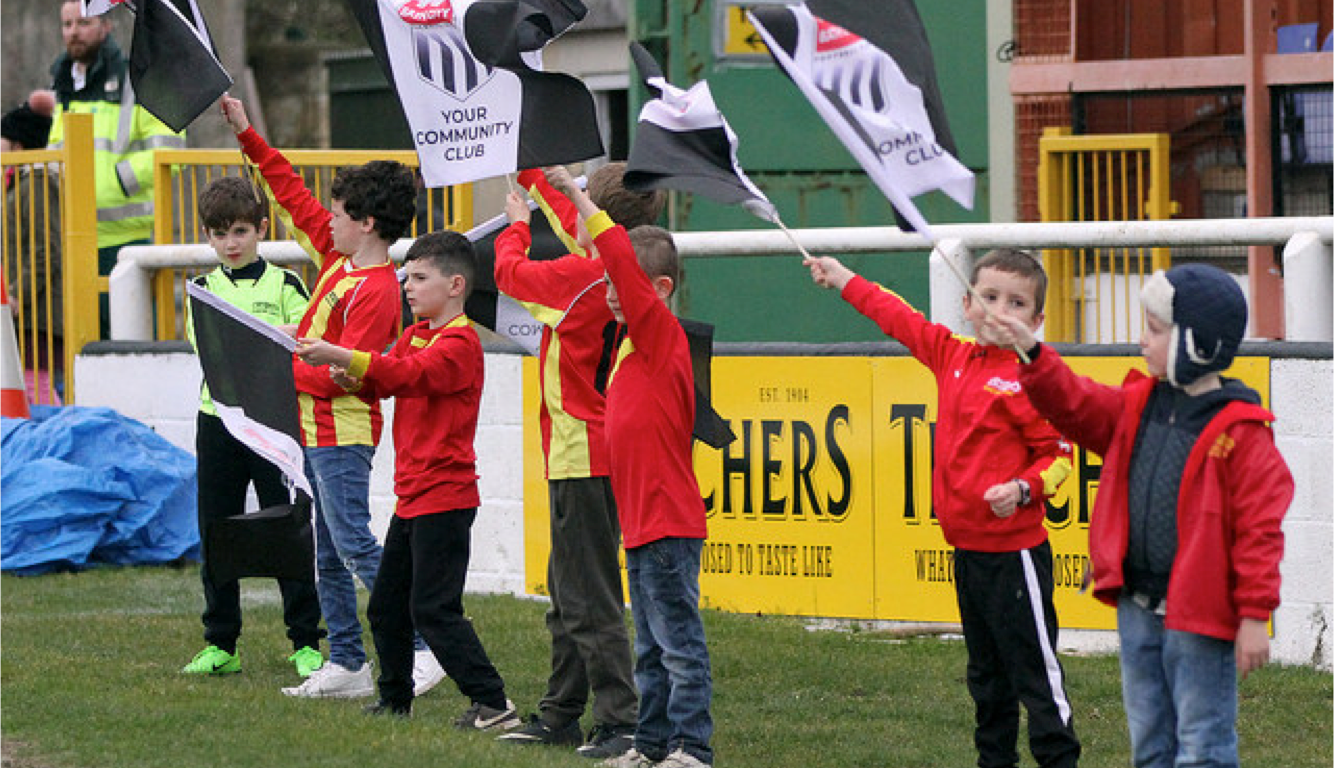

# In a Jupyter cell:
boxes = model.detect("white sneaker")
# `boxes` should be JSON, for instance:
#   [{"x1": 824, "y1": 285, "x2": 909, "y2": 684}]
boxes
[
  {"x1": 599, "y1": 748, "x2": 659, "y2": 768},
  {"x1": 656, "y1": 749, "x2": 711, "y2": 768},
  {"x1": 411, "y1": 648, "x2": 447, "y2": 696},
  {"x1": 281, "y1": 660, "x2": 375, "y2": 698}
]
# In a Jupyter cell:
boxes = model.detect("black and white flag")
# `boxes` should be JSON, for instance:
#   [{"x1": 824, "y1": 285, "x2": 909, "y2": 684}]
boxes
[
  {"x1": 344, "y1": 0, "x2": 603, "y2": 187},
  {"x1": 462, "y1": 170, "x2": 588, "y2": 354},
  {"x1": 624, "y1": 42, "x2": 776, "y2": 223},
  {"x1": 186, "y1": 283, "x2": 310, "y2": 498},
  {"x1": 749, "y1": 1, "x2": 974, "y2": 237},
  {"x1": 80, "y1": 1, "x2": 122, "y2": 14},
  {"x1": 83, "y1": 0, "x2": 233, "y2": 132}
]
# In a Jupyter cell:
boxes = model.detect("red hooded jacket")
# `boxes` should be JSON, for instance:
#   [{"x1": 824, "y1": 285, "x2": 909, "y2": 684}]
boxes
[{"x1": 1018, "y1": 345, "x2": 1292, "y2": 641}]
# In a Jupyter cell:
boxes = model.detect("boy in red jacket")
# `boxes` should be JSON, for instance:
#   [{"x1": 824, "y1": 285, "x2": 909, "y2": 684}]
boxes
[
  {"x1": 806, "y1": 250, "x2": 1080, "y2": 768},
  {"x1": 492, "y1": 165, "x2": 658, "y2": 757},
  {"x1": 546, "y1": 169, "x2": 713, "y2": 768},
  {"x1": 994, "y1": 263, "x2": 1292, "y2": 768},
  {"x1": 295, "y1": 231, "x2": 519, "y2": 729}
]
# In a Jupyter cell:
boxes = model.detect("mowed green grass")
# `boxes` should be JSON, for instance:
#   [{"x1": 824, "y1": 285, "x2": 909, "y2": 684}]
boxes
[{"x1": 1, "y1": 565, "x2": 1329, "y2": 768}]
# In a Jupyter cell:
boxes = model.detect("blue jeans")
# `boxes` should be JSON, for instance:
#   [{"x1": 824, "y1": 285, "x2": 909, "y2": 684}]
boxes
[
  {"x1": 1118, "y1": 596, "x2": 1239, "y2": 768},
  {"x1": 626, "y1": 538, "x2": 713, "y2": 764},
  {"x1": 305, "y1": 445, "x2": 381, "y2": 669}
]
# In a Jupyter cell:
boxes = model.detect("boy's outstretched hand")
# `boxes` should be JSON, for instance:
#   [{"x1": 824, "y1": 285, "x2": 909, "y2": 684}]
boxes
[
  {"x1": 804, "y1": 256, "x2": 855, "y2": 292},
  {"x1": 504, "y1": 191, "x2": 530, "y2": 225},
  {"x1": 219, "y1": 94, "x2": 250, "y2": 135},
  {"x1": 990, "y1": 313, "x2": 1040, "y2": 355},
  {"x1": 295, "y1": 338, "x2": 352, "y2": 369}
]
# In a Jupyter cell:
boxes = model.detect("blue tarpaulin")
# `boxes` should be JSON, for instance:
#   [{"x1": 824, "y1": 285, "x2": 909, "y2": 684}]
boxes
[{"x1": 1, "y1": 406, "x2": 199, "y2": 575}]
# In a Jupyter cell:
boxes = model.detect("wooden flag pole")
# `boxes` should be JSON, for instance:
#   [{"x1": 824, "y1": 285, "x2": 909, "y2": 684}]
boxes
[{"x1": 771, "y1": 215, "x2": 814, "y2": 261}]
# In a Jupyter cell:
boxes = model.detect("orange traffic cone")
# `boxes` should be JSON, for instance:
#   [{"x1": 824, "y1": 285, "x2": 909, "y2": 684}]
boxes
[{"x1": 1, "y1": 275, "x2": 31, "y2": 418}]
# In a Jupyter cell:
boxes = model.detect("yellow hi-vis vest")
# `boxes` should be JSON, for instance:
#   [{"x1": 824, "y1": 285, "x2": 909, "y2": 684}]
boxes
[{"x1": 47, "y1": 39, "x2": 185, "y2": 249}]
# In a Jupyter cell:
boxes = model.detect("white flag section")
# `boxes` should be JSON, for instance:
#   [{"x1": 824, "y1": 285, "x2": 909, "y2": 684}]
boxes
[
  {"x1": 375, "y1": 1, "x2": 523, "y2": 187},
  {"x1": 212, "y1": 403, "x2": 311, "y2": 501},
  {"x1": 80, "y1": 0, "x2": 122, "y2": 16},
  {"x1": 186, "y1": 283, "x2": 311, "y2": 499},
  {"x1": 749, "y1": 4, "x2": 974, "y2": 237}
]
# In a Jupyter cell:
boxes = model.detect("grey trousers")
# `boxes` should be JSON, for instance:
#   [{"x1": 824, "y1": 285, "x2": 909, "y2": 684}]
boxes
[{"x1": 539, "y1": 477, "x2": 638, "y2": 728}]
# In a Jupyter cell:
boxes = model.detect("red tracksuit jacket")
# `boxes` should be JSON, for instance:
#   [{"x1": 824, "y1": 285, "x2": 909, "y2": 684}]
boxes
[
  {"x1": 1018, "y1": 345, "x2": 1292, "y2": 641},
  {"x1": 841, "y1": 275, "x2": 1072, "y2": 553}
]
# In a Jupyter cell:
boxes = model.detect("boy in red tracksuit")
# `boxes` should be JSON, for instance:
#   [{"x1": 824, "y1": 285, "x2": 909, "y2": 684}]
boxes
[
  {"x1": 546, "y1": 171, "x2": 713, "y2": 768},
  {"x1": 994, "y1": 263, "x2": 1292, "y2": 768},
  {"x1": 492, "y1": 165, "x2": 658, "y2": 758},
  {"x1": 806, "y1": 250, "x2": 1080, "y2": 768},
  {"x1": 295, "y1": 231, "x2": 519, "y2": 730},
  {"x1": 220, "y1": 96, "x2": 444, "y2": 699}
]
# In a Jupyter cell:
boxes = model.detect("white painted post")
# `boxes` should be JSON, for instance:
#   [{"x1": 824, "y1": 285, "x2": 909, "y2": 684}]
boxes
[
  {"x1": 930, "y1": 238, "x2": 972, "y2": 334},
  {"x1": 108, "y1": 247, "x2": 156, "y2": 341},
  {"x1": 1282, "y1": 231, "x2": 1333, "y2": 342}
]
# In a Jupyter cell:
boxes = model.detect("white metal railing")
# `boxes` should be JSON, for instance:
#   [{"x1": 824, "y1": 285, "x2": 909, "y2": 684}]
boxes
[{"x1": 110, "y1": 216, "x2": 1334, "y2": 343}]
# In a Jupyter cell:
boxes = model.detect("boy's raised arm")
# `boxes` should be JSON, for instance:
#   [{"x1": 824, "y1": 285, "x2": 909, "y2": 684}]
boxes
[{"x1": 220, "y1": 95, "x2": 334, "y2": 267}]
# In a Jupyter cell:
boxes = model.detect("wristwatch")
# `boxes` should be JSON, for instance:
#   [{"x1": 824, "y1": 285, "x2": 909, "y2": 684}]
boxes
[{"x1": 1014, "y1": 478, "x2": 1032, "y2": 506}]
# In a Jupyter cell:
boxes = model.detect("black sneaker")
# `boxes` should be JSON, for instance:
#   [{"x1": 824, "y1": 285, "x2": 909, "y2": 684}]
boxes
[
  {"x1": 496, "y1": 714, "x2": 584, "y2": 746},
  {"x1": 577, "y1": 723, "x2": 635, "y2": 759},
  {"x1": 454, "y1": 698, "x2": 522, "y2": 731},
  {"x1": 363, "y1": 699, "x2": 411, "y2": 718}
]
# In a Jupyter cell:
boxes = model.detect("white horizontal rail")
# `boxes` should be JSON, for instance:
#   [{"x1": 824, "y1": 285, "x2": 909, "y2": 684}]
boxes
[{"x1": 109, "y1": 217, "x2": 1334, "y2": 342}]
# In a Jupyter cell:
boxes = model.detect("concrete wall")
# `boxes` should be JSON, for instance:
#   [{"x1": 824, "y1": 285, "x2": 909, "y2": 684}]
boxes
[
  {"x1": 72, "y1": 344, "x2": 1332, "y2": 668},
  {"x1": 74, "y1": 342, "x2": 528, "y2": 596}
]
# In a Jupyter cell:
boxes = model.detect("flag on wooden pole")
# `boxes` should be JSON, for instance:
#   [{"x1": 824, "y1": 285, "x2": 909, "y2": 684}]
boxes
[
  {"x1": 749, "y1": 1, "x2": 974, "y2": 237},
  {"x1": 623, "y1": 42, "x2": 777, "y2": 223}
]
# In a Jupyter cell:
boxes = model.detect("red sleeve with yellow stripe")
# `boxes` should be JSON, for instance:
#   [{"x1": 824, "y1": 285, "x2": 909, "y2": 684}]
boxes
[{"x1": 238, "y1": 128, "x2": 336, "y2": 270}]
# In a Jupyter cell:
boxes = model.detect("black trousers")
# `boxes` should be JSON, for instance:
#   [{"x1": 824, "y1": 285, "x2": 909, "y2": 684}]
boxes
[
  {"x1": 955, "y1": 541, "x2": 1081, "y2": 768},
  {"x1": 195, "y1": 412, "x2": 322, "y2": 653},
  {"x1": 539, "y1": 477, "x2": 638, "y2": 728},
  {"x1": 368, "y1": 509, "x2": 507, "y2": 709}
]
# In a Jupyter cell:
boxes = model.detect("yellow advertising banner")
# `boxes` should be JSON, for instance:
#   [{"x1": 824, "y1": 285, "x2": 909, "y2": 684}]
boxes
[
  {"x1": 694, "y1": 358, "x2": 877, "y2": 617},
  {"x1": 520, "y1": 354, "x2": 1271, "y2": 630}
]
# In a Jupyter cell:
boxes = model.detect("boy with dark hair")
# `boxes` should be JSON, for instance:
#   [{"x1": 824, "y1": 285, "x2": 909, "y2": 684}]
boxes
[
  {"x1": 492, "y1": 164, "x2": 661, "y2": 758},
  {"x1": 182, "y1": 175, "x2": 323, "y2": 679},
  {"x1": 295, "y1": 232, "x2": 520, "y2": 729},
  {"x1": 543, "y1": 169, "x2": 714, "y2": 768},
  {"x1": 994, "y1": 263, "x2": 1293, "y2": 768},
  {"x1": 805, "y1": 250, "x2": 1081, "y2": 768},
  {"x1": 220, "y1": 95, "x2": 443, "y2": 698}
]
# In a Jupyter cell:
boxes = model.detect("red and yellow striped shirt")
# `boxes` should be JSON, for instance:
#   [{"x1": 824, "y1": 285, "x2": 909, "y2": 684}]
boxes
[{"x1": 239, "y1": 128, "x2": 402, "y2": 447}]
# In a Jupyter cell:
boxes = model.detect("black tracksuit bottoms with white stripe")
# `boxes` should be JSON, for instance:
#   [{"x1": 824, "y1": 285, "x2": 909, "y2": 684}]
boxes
[{"x1": 955, "y1": 540, "x2": 1081, "y2": 768}]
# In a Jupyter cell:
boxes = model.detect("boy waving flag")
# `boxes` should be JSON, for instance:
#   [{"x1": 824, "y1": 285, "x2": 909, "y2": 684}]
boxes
[{"x1": 749, "y1": 1, "x2": 974, "y2": 237}]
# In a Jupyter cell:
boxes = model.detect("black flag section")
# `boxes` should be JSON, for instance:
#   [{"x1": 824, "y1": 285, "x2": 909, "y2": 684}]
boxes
[
  {"x1": 461, "y1": 0, "x2": 587, "y2": 69},
  {"x1": 205, "y1": 502, "x2": 315, "y2": 583},
  {"x1": 126, "y1": 0, "x2": 232, "y2": 131},
  {"x1": 679, "y1": 318, "x2": 735, "y2": 450}
]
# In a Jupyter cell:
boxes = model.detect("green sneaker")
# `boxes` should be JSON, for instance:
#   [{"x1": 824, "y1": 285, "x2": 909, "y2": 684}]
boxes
[
  {"x1": 182, "y1": 645, "x2": 240, "y2": 675},
  {"x1": 289, "y1": 646, "x2": 324, "y2": 678}
]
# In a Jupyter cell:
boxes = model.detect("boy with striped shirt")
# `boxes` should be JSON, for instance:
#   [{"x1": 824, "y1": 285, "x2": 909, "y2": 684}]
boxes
[{"x1": 220, "y1": 95, "x2": 443, "y2": 698}]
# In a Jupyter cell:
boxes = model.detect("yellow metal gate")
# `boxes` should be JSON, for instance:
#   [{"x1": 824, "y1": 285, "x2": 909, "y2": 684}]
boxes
[{"x1": 1038, "y1": 128, "x2": 1175, "y2": 342}]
